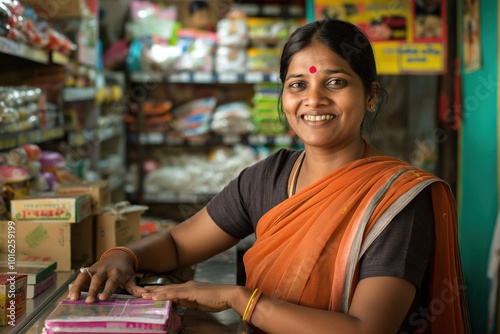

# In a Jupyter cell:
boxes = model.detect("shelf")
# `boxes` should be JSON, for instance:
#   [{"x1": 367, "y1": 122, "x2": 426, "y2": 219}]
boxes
[
  {"x1": 0, "y1": 36, "x2": 49, "y2": 64},
  {"x1": 51, "y1": 51, "x2": 70, "y2": 65},
  {"x1": 67, "y1": 124, "x2": 123, "y2": 146},
  {"x1": 63, "y1": 87, "x2": 96, "y2": 102},
  {"x1": 129, "y1": 71, "x2": 279, "y2": 84},
  {"x1": 127, "y1": 133, "x2": 293, "y2": 146},
  {"x1": 0, "y1": 126, "x2": 64, "y2": 150}
]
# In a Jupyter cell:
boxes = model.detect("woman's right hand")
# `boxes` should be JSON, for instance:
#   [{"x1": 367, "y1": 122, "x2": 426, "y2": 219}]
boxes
[{"x1": 67, "y1": 250, "x2": 148, "y2": 303}]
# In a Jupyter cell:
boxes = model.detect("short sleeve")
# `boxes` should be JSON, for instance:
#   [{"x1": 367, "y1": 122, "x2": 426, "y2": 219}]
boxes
[
  {"x1": 206, "y1": 149, "x2": 299, "y2": 240},
  {"x1": 206, "y1": 167, "x2": 255, "y2": 239},
  {"x1": 359, "y1": 187, "x2": 435, "y2": 290}
]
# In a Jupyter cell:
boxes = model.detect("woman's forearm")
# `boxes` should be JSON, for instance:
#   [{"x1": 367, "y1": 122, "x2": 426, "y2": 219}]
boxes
[
  {"x1": 127, "y1": 229, "x2": 179, "y2": 273},
  {"x1": 230, "y1": 288, "x2": 364, "y2": 334}
]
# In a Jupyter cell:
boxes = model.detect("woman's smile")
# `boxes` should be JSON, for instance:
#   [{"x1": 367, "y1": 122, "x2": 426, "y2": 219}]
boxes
[{"x1": 301, "y1": 114, "x2": 337, "y2": 122}]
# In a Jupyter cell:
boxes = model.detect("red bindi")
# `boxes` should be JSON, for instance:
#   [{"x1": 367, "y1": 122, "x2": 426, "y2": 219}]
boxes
[{"x1": 309, "y1": 66, "x2": 317, "y2": 74}]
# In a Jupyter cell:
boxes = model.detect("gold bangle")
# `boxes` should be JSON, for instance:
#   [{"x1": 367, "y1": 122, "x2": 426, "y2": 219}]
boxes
[
  {"x1": 100, "y1": 247, "x2": 139, "y2": 272},
  {"x1": 244, "y1": 290, "x2": 262, "y2": 324},
  {"x1": 242, "y1": 289, "x2": 259, "y2": 321}
]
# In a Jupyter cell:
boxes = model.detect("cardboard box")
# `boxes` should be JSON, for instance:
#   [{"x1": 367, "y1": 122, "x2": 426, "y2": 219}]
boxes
[
  {"x1": 11, "y1": 193, "x2": 91, "y2": 224},
  {"x1": 56, "y1": 181, "x2": 111, "y2": 214},
  {"x1": 96, "y1": 203, "x2": 148, "y2": 258},
  {"x1": 13, "y1": 216, "x2": 94, "y2": 271},
  {"x1": 0, "y1": 274, "x2": 27, "y2": 326}
]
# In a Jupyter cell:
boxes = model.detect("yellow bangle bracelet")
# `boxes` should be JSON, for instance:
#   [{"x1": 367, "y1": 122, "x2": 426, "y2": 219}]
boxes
[
  {"x1": 242, "y1": 289, "x2": 260, "y2": 321},
  {"x1": 244, "y1": 290, "x2": 262, "y2": 324}
]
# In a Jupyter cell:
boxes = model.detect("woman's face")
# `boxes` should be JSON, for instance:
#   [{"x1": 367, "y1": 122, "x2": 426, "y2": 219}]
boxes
[{"x1": 282, "y1": 42, "x2": 375, "y2": 150}]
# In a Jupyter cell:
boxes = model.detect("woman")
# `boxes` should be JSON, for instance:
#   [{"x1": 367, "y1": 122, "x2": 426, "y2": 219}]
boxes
[{"x1": 69, "y1": 19, "x2": 469, "y2": 333}]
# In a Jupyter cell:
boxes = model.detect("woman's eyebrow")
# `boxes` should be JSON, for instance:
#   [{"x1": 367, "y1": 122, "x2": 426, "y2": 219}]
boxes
[{"x1": 285, "y1": 68, "x2": 354, "y2": 81}]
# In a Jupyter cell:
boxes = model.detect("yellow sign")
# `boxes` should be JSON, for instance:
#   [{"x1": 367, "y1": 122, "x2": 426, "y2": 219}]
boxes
[{"x1": 314, "y1": 0, "x2": 447, "y2": 74}]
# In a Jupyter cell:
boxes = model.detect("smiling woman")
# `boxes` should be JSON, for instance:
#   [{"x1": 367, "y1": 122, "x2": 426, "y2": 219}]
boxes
[{"x1": 69, "y1": 18, "x2": 470, "y2": 334}]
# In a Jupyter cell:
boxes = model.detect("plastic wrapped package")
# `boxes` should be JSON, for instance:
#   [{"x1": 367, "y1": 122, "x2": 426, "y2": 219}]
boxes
[
  {"x1": 174, "y1": 29, "x2": 216, "y2": 72},
  {"x1": 126, "y1": 0, "x2": 178, "y2": 40},
  {"x1": 0, "y1": 86, "x2": 45, "y2": 133},
  {"x1": 210, "y1": 102, "x2": 254, "y2": 135},
  {"x1": 171, "y1": 97, "x2": 217, "y2": 137},
  {"x1": 143, "y1": 145, "x2": 257, "y2": 195},
  {"x1": 216, "y1": 19, "x2": 248, "y2": 47},
  {"x1": 215, "y1": 46, "x2": 246, "y2": 73},
  {"x1": 247, "y1": 47, "x2": 281, "y2": 72},
  {"x1": 140, "y1": 38, "x2": 183, "y2": 73}
]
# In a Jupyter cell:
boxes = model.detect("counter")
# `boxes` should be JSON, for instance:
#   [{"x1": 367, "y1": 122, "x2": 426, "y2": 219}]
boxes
[{"x1": 1, "y1": 247, "x2": 248, "y2": 334}]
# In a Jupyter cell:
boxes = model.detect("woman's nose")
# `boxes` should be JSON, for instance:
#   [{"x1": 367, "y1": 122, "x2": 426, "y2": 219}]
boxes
[{"x1": 304, "y1": 86, "x2": 328, "y2": 107}]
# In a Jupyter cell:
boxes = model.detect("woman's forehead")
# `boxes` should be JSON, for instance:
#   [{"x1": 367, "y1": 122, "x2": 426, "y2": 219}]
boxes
[{"x1": 287, "y1": 44, "x2": 352, "y2": 72}]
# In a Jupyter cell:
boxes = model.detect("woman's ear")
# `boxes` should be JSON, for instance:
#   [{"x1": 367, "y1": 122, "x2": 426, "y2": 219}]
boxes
[{"x1": 366, "y1": 81, "x2": 380, "y2": 112}]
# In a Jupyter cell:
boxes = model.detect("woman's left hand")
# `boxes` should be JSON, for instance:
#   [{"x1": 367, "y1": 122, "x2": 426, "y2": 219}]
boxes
[{"x1": 142, "y1": 280, "x2": 242, "y2": 313}]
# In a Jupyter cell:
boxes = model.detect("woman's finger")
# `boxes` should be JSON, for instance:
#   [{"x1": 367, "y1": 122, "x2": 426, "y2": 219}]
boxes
[
  {"x1": 67, "y1": 270, "x2": 92, "y2": 300},
  {"x1": 85, "y1": 270, "x2": 108, "y2": 303},
  {"x1": 125, "y1": 276, "x2": 148, "y2": 297}
]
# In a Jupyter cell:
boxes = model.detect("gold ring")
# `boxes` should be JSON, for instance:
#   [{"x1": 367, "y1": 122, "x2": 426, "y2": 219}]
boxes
[{"x1": 79, "y1": 267, "x2": 93, "y2": 279}]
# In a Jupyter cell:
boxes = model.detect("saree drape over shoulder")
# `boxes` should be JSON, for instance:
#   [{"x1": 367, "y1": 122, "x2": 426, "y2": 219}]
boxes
[{"x1": 243, "y1": 156, "x2": 470, "y2": 333}]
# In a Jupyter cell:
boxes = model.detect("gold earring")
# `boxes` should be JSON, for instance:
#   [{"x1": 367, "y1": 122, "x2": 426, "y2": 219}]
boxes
[{"x1": 370, "y1": 104, "x2": 376, "y2": 112}]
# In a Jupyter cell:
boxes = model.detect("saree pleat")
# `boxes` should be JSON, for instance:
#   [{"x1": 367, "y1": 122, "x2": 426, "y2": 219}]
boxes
[{"x1": 243, "y1": 156, "x2": 470, "y2": 333}]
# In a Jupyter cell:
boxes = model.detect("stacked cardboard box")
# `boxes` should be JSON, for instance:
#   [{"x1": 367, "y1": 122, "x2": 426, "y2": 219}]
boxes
[
  {"x1": 10, "y1": 193, "x2": 93, "y2": 271},
  {"x1": 4, "y1": 180, "x2": 149, "y2": 273}
]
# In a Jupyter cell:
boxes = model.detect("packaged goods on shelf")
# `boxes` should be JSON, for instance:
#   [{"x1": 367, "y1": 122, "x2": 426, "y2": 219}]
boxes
[
  {"x1": 126, "y1": 0, "x2": 178, "y2": 39},
  {"x1": 0, "y1": 1, "x2": 76, "y2": 53},
  {"x1": 142, "y1": 145, "x2": 256, "y2": 195},
  {"x1": 171, "y1": 97, "x2": 217, "y2": 137},
  {"x1": 210, "y1": 102, "x2": 254, "y2": 135},
  {"x1": 126, "y1": 100, "x2": 173, "y2": 133},
  {"x1": 215, "y1": 46, "x2": 247, "y2": 73},
  {"x1": 251, "y1": 83, "x2": 286, "y2": 135},
  {"x1": 216, "y1": 18, "x2": 248, "y2": 47},
  {"x1": 247, "y1": 17, "x2": 303, "y2": 40},
  {"x1": 0, "y1": 86, "x2": 47, "y2": 134},
  {"x1": 0, "y1": 166, "x2": 30, "y2": 214},
  {"x1": 247, "y1": 47, "x2": 281, "y2": 72},
  {"x1": 175, "y1": 29, "x2": 216, "y2": 72}
]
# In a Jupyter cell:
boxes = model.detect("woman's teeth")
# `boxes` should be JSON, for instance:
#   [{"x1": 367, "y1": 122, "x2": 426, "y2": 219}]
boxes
[{"x1": 302, "y1": 114, "x2": 335, "y2": 122}]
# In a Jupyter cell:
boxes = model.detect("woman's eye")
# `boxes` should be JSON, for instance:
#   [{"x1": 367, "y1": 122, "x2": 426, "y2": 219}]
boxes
[
  {"x1": 289, "y1": 81, "x2": 305, "y2": 89},
  {"x1": 327, "y1": 78, "x2": 347, "y2": 87}
]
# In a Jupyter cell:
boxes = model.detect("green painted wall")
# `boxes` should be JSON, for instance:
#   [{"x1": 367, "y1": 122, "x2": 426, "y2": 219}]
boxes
[{"x1": 459, "y1": 0, "x2": 499, "y2": 332}]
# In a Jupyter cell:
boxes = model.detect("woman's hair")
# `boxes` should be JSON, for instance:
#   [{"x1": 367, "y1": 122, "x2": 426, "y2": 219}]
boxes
[{"x1": 278, "y1": 19, "x2": 388, "y2": 134}]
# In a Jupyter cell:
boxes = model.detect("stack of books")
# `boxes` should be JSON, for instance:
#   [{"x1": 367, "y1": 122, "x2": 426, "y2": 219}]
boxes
[
  {"x1": 0, "y1": 256, "x2": 57, "y2": 299},
  {"x1": 43, "y1": 298, "x2": 177, "y2": 333}
]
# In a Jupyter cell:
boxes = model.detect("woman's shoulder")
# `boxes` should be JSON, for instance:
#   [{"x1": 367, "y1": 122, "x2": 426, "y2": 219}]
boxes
[{"x1": 248, "y1": 148, "x2": 302, "y2": 173}]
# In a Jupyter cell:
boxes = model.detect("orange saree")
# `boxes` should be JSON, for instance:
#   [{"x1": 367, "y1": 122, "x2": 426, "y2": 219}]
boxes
[{"x1": 243, "y1": 156, "x2": 470, "y2": 333}]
